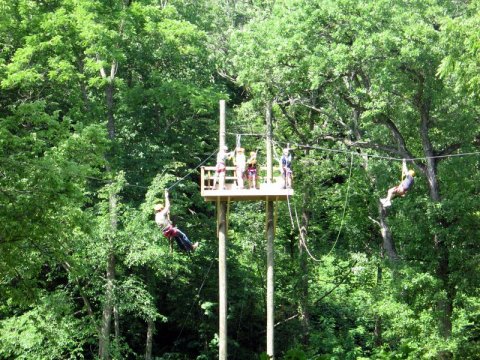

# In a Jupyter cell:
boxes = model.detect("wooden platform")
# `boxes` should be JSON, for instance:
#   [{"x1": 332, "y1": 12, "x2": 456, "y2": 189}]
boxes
[{"x1": 201, "y1": 166, "x2": 293, "y2": 202}]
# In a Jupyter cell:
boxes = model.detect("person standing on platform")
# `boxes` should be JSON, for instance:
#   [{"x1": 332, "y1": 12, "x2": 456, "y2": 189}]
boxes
[
  {"x1": 280, "y1": 148, "x2": 293, "y2": 189},
  {"x1": 235, "y1": 147, "x2": 246, "y2": 189},
  {"x1": 246, "y1": 151, "x2": 258, "y2": 189},
  {"x1": 212, "y1": 146, "x2": 233, "y2": 190}
]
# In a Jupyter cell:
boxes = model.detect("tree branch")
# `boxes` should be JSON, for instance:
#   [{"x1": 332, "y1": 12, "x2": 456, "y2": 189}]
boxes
[
  {"x1": 277, "y1": 103, "x2": 307, "y2": 143},
  {"x1": 378, "y1": 115, "x2": 409, "y2": 153},
  {"x1": 436, "y1": 143, "x2": 461, "y2": 157}
]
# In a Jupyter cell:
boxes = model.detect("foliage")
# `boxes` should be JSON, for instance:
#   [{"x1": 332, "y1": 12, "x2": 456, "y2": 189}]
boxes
[{"x1": 0, "y1": 0, "x2": 479, "y2": 359}]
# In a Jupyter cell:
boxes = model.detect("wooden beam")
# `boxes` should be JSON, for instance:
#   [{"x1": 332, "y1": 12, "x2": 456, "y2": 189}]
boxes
[
  {"x1": 266, "y1": 200, "x2": 275, "y2": 359},
  {"x1": 218, "y1": 100, "x2": 228, "y2": 360}
]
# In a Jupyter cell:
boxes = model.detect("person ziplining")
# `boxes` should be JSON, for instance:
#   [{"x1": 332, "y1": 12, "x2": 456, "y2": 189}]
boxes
[
  {"x1": 380, "y1": 159, "x2": 415, "y2": 208},
  {"x1": 154, "y1": 190, "x2": 198, "y2": 252}
]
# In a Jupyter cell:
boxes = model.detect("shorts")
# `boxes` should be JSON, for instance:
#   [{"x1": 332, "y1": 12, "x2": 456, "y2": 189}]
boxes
[
  {"x1": 216, "y1": 163, "x2": 226, "y2": 173},
  {"x1": 393, "y1": 185, "x2": 406, "y2": 196}
]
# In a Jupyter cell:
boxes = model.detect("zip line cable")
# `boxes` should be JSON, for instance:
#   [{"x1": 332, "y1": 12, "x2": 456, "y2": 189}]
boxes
[
  {"x1": 226, "y1": 132, "x2": 265, "y2": 137},
  {"x1": 166, "y1": 149, "x2": 217, "y2": 191},
  {"x1": 273, "y1": 139, "x2": 480, "y2": 162},
  {"x1": 1, "y1": 149, "x2": 218, "y2": 192}
]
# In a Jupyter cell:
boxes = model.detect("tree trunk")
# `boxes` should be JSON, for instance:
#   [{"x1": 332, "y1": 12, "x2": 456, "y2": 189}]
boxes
[
  {"x1": 98, "y1": 69, "x2": 118, "y2": 360},
  {"x1": 417, "y1": 88, "x2": 453, "y2": 358},
  {"x1": 105, "y1": 82, "x2": 116, "y2": 140},
  {"x1": 378, "y1": 203, "x2": 399, "y2": 263},
  {"x1": 298, "y1": 192, "x2": 310, "y2": 345},
  {"x1": 99, "y1": 249, "x2": 115, "y2": 359},
  {"x1": 374, "y1": 260, "x2": 383, "y2": 347},
  {"x1": 145, "y1": 318, "x2": 155, "y2": 360},
  {"x1": 114, "y1": 305, "x2": 120, "y2": 340}
]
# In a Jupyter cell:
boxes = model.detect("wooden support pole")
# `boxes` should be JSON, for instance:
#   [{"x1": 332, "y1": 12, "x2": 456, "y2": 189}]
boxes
[
  {"x1": 218, "y1": 100, "x2": 228, "y2": 360},
  {"x1": 266, "y1": 100, "x2": 275, "y2": 358},
  {"x1": 266, "y1": 200, "x2": 275, "y2": 359},
  {"x1": 220, "y1": 100, "x2": 226, "y2": 150},
  {"x1": 218, "y1": 201, "x2": 227, "y2": 360},
  {"x1": 266, "y1": 102, "x2": 273, "y2": 184}
]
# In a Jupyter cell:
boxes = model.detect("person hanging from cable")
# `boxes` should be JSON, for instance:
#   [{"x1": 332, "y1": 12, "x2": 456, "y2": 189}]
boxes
[
  {"x1": 380, "y1": 159, "x2": 415, "y2": 207},
  {"x1": 234, "y1": 147, "x2": 246, "y2": 189},
  {"x1": 280, "y1": 147, "x2": 293, "y2": 189},
  {"x1": 212, "y1": 145, "x2": 233, "y2": 190},
  {"x1": 154, "y1": 190, "x2": 198, "y2": 252},
  {"x1": 246, "y1": 150, "x2": 258, "y2": 189}
]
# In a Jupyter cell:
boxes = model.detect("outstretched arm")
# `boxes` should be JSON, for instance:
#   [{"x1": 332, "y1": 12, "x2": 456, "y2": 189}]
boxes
[
  {"x1": 164, "y1": 190, "x2": 171, "y2": 213},
  {"x1": 401, "y1": 159, "x2": 408, "y2": 178}
]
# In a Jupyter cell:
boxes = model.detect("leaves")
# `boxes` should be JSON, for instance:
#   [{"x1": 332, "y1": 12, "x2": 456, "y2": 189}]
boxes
[{"x1": 1, "y1": 0, "x2": 479, "y2": 359}]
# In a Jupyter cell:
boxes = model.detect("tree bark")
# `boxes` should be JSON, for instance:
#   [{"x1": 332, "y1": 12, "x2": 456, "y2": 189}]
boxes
[
  {"x1": 99, "y1": 249, "x2": 115, "y2": 359},
  {"x1": 378, "y1": 203, "x2": 399, "y2": 263},
  {"x1": 298, "y1": 192, "x2": 310, "y2": 346},
  {"x1": 113, "y1": 305, "x2": 120, "y2": 340},
  {"x1": 98, "y1": 62, "x2": 118, "y2": 360},
  {"x1": 145, "y1": 318, "x2": 155, "y2": 360},
  {"x1": 416, "y1": 82, "x2": 454, "y2": 357},
  {"x1": 374, "y1": 257, "x2": 383, "y2": 347}
]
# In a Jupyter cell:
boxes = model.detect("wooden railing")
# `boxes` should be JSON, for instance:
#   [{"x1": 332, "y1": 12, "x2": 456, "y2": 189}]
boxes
[{"x1": 201, "y1": 166, "x2": 285, "y2": 192}]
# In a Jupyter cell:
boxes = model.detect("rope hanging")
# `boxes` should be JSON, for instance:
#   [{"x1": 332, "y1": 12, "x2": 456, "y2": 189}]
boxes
[
  {"x1": 287, "y1": 153, "x2": 354, "y2": 262},
  {"x1": 324, "y1": 153, "x2": 354, "y2": 258},
  {"x1": 236, "y1": 134, "x2": 242, "y2": 149}
]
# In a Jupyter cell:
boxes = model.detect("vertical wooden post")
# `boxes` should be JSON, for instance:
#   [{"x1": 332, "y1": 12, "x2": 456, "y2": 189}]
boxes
[
  {"x1": 220, "y1": 100, "x2": 226, "y2": 150},
  {"x1": 218, "y1": 100, "x2": 228, "y2": 360},
  {"x1": 266, "y1": 102, "x2": 273, "y2": 184},
  {"x1": 266, "y1": 200, "x2": 275, "y2": 358},
  {"x1": 265, "y1": 101, "x2": 275, "y2": 359}
]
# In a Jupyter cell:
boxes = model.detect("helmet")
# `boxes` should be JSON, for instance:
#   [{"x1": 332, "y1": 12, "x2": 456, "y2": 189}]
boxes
[
  {"x1": 408, "y1": 170, "x2": 415, "y2": 177},
  {"x1": 283, "y1": 148, "x2": 289, "y2": 155},
  {"x1": 222, "y1": 145, "x2": 228, "y2": 151},
  {"x1": 250, "y1": 151, "x2": 256, "y2": 156},
  {"x1": 236, "y1": 147, "x2": 245, "y2": 152},
  {"x1": 154, "y1": 204, "x2": 164, "y2": 212}
]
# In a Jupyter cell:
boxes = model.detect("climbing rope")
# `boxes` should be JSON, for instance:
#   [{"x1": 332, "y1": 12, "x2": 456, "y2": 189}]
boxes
[
  {"x1": 287, "y1": 153, "x2": 354, "y2": 262},
  {"x1": 324, "y1": 153, "x2": 354, "y2": 258}
]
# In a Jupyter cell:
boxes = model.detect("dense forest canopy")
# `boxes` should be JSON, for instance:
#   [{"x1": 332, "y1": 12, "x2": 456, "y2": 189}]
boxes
[{"x1": 1, "y1": 0, "x2": 479, "y2": 359}]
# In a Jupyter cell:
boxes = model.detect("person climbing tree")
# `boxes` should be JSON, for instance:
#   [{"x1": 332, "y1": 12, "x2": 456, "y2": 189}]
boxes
[
  {"x1": 154, "y1": 190, "x2": 198, "y2": 252},
  {"x1": 280, "y1": 148, "x2": 293, "y2": 189},
  {"x1": 246, "y1": 150, "x2": 258, "y2": 189},
  {"x1": 380, "y1": 160, "x2": 415, "y2": 207}
]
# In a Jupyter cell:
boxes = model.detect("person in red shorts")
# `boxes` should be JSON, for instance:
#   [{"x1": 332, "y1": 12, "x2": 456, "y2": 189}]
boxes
[
  {"x1": 212, "y1": 145, "x2": 233, "y2": 190},
  {"x1": 246, "y1": 151, "x2": 258, "y2": 189},
  {"x1": 154, "y1": 191, "x2": 198, "y2": 252}
]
